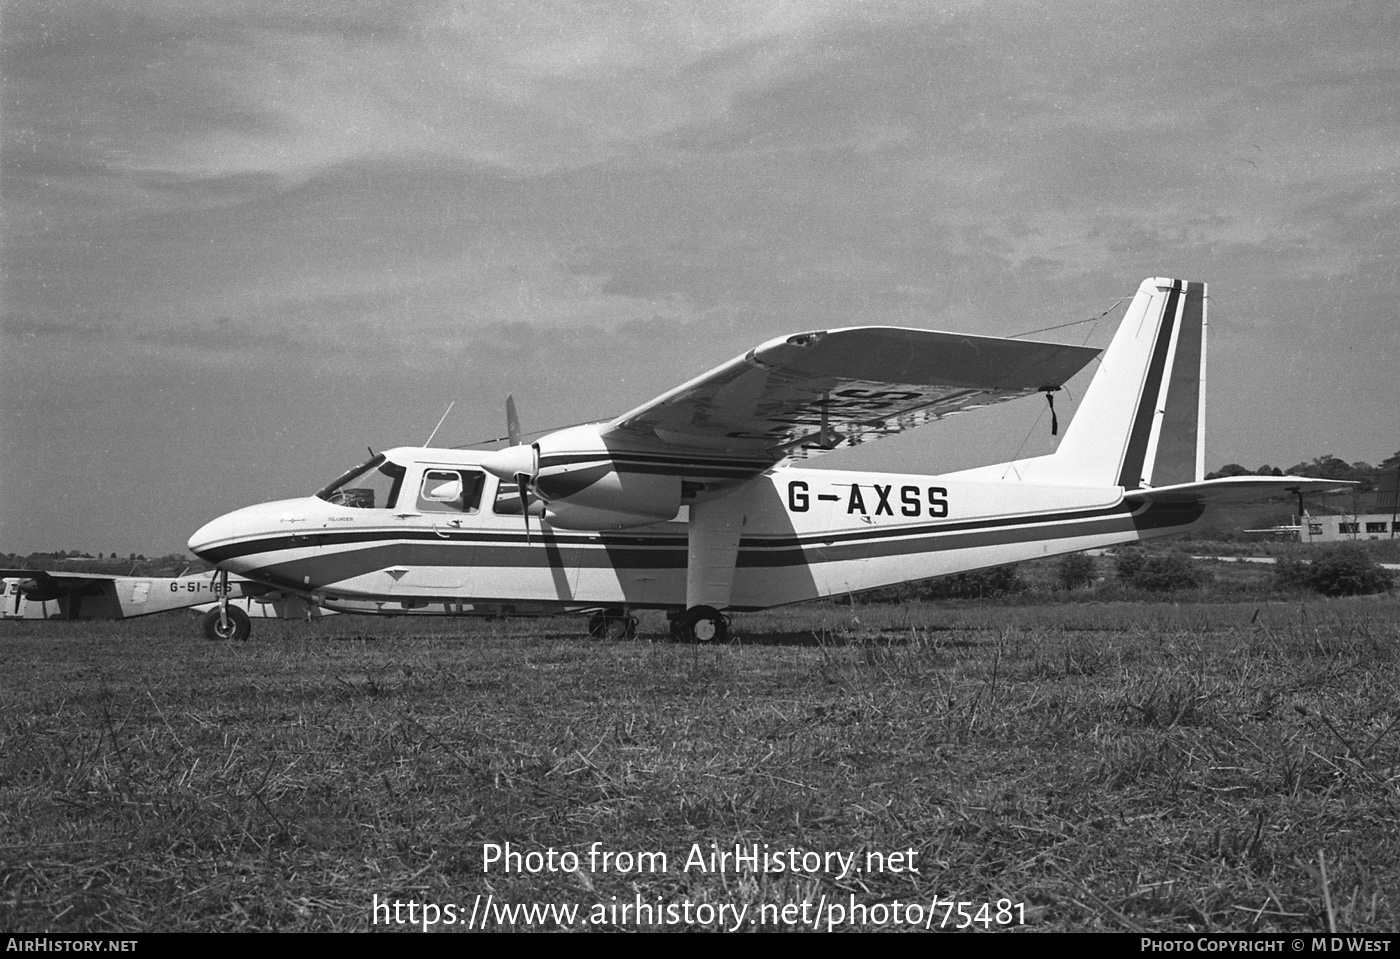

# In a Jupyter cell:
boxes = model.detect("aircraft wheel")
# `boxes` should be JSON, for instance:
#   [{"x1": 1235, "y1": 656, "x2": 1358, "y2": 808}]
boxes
[
  {"x1": 675, "y1": 605, "x2": 729, "y2": 644},
  {"x1": 588, "y1": 610, "x2": 637, "y2": 640},
  {"x1": 203, "y1": 606, "x2": 251, "y2": 642}
]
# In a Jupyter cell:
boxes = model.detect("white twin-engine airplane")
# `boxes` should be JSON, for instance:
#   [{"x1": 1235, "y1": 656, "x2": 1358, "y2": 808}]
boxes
[{"x1": 187, "y1": 277, "x2": 1338, "y2": 642}]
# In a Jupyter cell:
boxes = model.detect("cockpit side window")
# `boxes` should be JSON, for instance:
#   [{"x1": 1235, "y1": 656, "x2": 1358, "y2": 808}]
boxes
[
  {"x1": 416, "y1": 469, "x2": 485, "y2": 513},
  {"x1": 316, "y1": 455, "x2": 407, "y2": 510}
]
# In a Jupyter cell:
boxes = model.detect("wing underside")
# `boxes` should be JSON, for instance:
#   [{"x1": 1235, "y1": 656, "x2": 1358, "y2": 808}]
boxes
[
  {"x1": 0, "y1": 569, "x2": 118, "y2": 599},
  {"x1": 605, "y1": 326, "x2": 1100, "y2": 461}
]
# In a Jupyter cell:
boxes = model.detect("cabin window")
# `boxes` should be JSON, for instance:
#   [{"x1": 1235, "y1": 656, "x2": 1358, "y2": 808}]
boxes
[
  {"x1": 1366, "y1": 522, "x2": 1388, "y2": 534},
  {"x1": 1338, "y1": 522, "x2": 1360, "y2": 534},
  {"x1": 316, "y1": 455, "x2": 406, "y2": 510},
  {"x1": 493, "y1": 479, "x2": 539, "y2": 515},
  {"x1": 416, "y1": 469, "x2": 486, "y2": 513}
]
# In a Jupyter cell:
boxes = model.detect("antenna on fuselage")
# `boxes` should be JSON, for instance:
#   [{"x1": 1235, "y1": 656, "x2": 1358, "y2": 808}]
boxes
[{"x1": 424, "y1": 402, "x2": 456, "y2": 447}]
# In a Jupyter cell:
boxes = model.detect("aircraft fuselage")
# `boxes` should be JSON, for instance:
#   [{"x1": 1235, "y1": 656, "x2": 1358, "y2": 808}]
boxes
[{"x1": 187, "y1": 445, "x2": 1204, "y2": 616}]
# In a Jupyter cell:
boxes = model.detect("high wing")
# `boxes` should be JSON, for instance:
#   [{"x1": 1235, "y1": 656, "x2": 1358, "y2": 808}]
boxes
[{"x1": 602, "y1": 326, "x2": 1100, "y2": 461}]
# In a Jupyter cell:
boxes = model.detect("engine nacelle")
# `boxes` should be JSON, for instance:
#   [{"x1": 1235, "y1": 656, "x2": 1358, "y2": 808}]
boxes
[
  {"x1": 542, "y1": 470, "x2": 681, "y2": 529},
  {"x1": 481, "y1": 424, "x2": 683, "y2": 530}
]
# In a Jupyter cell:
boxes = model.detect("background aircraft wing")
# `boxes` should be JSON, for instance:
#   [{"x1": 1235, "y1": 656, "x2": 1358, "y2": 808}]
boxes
[
  {"x1": 603, "y1": 326, "x2": 1099, "y2": 461},
  {"x1": 0, "y1": 569, "x2": 129, "y2": 600}
]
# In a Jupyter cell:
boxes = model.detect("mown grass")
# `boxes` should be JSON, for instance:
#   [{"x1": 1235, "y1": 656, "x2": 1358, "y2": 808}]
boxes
[{"x1": 2, "y1": 592, "x2": 1398, "y2": 933}]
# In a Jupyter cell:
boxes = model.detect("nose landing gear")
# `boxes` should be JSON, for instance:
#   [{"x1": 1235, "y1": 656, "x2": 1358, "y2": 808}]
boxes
[
  {"x1": 202, "y1": 605, "x2": 251, "y2": 641},
  {"x1": 203, "y1": 569, "x2": 251, "y2": 641}
]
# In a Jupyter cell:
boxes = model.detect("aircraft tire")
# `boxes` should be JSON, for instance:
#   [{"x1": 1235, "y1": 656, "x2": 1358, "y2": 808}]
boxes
[
  {"x1": 203, "y1": 605, "x2": 251, "y2": 642},
  {"x1": 676, "y1": 605, "x2": 728, "y2": 644}
]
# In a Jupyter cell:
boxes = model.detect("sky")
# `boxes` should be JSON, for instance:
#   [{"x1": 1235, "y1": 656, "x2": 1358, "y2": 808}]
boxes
[{"x1": 2, "y1": 0, "x2": 1398, "y2": 557}]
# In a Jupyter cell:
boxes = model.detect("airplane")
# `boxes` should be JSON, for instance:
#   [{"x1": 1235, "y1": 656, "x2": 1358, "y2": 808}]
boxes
[
  {"x1": 0, "y1": 568, "x2": 329, "y2": 635},
  {"x1": 186, "y1": 277, "x2": 1346, "y2": 643}
]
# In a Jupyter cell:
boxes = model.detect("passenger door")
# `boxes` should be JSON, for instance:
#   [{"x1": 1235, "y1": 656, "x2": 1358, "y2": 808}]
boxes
[{"x1": 387, "y1": 468, "x2": 488, "y2": 594}]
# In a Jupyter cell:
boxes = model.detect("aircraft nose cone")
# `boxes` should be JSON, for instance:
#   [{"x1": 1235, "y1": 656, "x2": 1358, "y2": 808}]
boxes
[{"x1": 188, "y1": 513, "x2": 236, "y2": 562}]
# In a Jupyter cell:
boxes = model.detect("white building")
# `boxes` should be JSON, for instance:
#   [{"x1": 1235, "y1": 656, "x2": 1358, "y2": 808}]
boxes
[{"x1": 1301, "y1": 513, "x2": 1397, "y2": 542}]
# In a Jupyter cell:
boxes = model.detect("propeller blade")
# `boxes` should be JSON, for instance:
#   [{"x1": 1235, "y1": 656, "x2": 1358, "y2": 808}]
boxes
[
  {"x1": 506, "y1": 395, "x2": 521, "y2": 448},
  {"x1": 513, "y1": 471, "x2": 532, "y2": 543}
]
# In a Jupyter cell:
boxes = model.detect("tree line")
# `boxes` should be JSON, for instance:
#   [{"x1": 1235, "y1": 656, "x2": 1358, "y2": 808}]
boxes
[
  {"x1": 0, "y1": 552, "x2": 210, "y2": 576},
  {"x1": 1206, "y1": 450, "x2": 1400, "y2": 491}
]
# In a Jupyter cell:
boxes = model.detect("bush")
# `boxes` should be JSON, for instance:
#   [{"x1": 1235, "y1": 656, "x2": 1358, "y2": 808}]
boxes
[
  {"x1": 839, "y1": 564, "x2": 1029, "y2": 604},
  {"x1": 922, "y1": 565, "x2": 1027, "y2": 600},
  {"x1": 1275, "y1": 544, "x2": 1395, "y2": 596},
  {"x1": 1272, "y1": 554, "x2": 1313, "y2": 593},
  {"x1": 1114, "y1": 547, "x2": 1147, "y2": 582},
  {"x1": 1130, "y1": 552, "x2": 1208, "y2": 591},
  {"x1": 1057, "y1": 552, "x2": 1096, "y2": 590}
]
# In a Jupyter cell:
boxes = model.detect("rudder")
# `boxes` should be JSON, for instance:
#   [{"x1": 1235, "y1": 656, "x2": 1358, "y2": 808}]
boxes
[{"x1": 1044, "y1": 277, "x2": 1207, "y2": 489}]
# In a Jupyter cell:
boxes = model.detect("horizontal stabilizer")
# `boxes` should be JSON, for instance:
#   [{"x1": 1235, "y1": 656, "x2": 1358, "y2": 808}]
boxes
[{"x1": 1123, "y1": 476, "x2": 1356, "y2": 506}]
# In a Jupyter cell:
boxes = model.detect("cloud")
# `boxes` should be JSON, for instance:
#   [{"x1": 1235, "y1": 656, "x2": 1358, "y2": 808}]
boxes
[{"x1": 5, "y1": 1, "x2": 1400, "y2": 553}]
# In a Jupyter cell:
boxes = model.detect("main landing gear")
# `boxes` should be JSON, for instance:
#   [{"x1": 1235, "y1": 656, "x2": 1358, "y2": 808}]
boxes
[
  {"x1": 588, "y1": 609, "x2": 639, "y2": 640},
  {"x1": 585, "y1": 606, "x2": 731, "y2": 642},
  {"x1": 669, "y1": 605, "x2": 730, "y2": 644}
]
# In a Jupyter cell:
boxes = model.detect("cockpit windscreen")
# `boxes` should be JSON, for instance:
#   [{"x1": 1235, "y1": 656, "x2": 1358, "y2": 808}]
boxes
[{"x1": 315, "y1": 455, "x2": 407, "y2": 510}]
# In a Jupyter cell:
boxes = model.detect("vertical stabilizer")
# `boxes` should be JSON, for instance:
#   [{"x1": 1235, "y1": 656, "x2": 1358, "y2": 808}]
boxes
[{"x1": 1043, "y1": 278, "x2": 1207, "y2": 489}]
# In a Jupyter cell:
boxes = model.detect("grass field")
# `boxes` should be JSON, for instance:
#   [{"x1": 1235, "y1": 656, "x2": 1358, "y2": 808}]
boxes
[{"x1": 2, "y1": 585, "x2": 1398, "y2": 932}]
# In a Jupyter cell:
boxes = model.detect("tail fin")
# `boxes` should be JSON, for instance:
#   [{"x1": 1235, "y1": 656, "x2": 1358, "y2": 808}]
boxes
[{"x1": 1045, "y1": 277, "x2": 1207, "y2": 489}]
